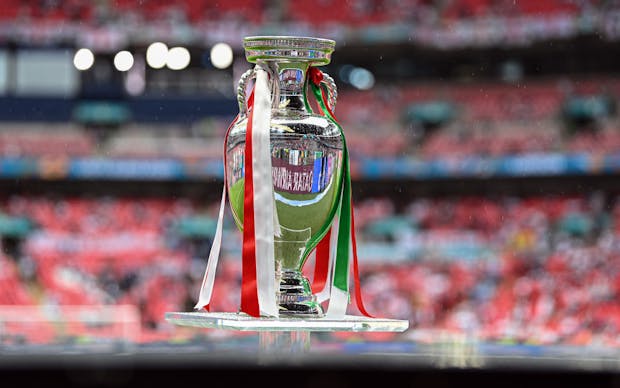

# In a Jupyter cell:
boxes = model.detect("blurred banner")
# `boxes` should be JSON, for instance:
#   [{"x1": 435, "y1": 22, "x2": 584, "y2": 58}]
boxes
[{"x1": 0, "y1": 152, "x2": 618, "y2": 180}]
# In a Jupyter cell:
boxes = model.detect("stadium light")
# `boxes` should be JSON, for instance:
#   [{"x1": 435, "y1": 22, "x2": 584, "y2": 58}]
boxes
[
  {"x1": 146, "y1": 42, "x2": 168, "y2": 69},
  {"x1": 166, "y1": 47, "x2": 191, "y2": 70},
  {"x1": 349, "y1": 67, "x2": 375, "y2": 90},
  {"x1": 338, "y1": 64, "x2": 355, "y2": 83},
  {"x1": 114, "y1": 51, "x2": 134, "y2": 72},
  {"x1": 73, "y1": 48, "x2": 94, "y2": 71},
  {"x1": 210, "y1": 42, "x2": 233, "y2": 69}
]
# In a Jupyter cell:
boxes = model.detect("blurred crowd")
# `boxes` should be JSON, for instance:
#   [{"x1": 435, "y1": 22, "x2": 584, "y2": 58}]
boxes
[
  {"x1": 1, "y1": 0, "x2": 608, "y2": 25},
  {"x1": 2, "y1": 0, "x2": 620, "y2": 50},
  {"x1": 0, "y1": 0, "x2": 619, "y2": 351},
  {"x1": 338, "y1": 76, "x2": 620, "y2": 160},
  {"x1": 1, "y1": 76, "x2": 619, "y2": 164},
  {"x1": 351, "y1": 194, "x2": 620, "y2": 346},
  {"x1": 1, "y1": 191, "x2": 619, "y2": 347}
]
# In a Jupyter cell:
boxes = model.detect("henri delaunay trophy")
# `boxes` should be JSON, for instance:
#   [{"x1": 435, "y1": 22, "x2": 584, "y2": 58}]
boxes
[{"x1": 166, "y1": 36, "x2": 408, "y2": 334}]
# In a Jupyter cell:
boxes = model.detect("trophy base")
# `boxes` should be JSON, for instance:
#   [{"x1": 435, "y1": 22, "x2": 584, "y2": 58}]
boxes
[
  {"x1": 165, "y1": 311, "x2": 409, "y2": 356},
  {"x1": 277, "y1": 270, "x2": 323, "y2": 318},
  {"x1": 165, "y1": 311, "x2": 409, "y2": 332}
]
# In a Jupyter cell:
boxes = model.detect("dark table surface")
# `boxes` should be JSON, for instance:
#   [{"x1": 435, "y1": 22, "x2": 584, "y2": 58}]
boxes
[{"x1": 2, "y1": 337, "x2": 619, "y2": 388}]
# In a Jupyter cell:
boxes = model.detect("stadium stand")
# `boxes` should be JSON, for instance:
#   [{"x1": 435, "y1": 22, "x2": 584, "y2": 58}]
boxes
[
  {"x1": 1, "y1": 76, "x2": 618, "y2": 162},
  {"x1": 1, "y1": 192, "x2": 620, "y2": 347},
  {"x1": 1, "y1": 0, "x2": 620, "y2": 355}
]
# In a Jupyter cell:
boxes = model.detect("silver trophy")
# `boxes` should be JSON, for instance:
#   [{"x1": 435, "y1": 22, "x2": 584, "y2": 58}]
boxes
[
  {"x1": 226, "y1": 36, "x2": 342, "y2": 317},
  {"x1": 165, "y1": 36, "x2": 409, "y2": 340}
]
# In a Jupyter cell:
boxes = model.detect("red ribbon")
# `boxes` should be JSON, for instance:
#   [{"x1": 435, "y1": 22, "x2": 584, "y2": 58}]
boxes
[
  {"x1": 240, "y1": 90, "x2": 260, "y2": 317},
  {"x1": 312, "y1": 229, "x2": 332, "y2": 294},
  {"x1": 204, "y1": 90, "x2": 255, "y2": 313},
  {"x1": 309, "y1": 67, "x2": 324, "y2": 86},
  {"x1": 351, "y1": 205, "x2": 372, "y2": 317}
]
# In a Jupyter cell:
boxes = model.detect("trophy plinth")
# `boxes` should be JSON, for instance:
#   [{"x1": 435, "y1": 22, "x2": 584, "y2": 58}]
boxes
[
  {"x1": 165, "y1": 311, "x2": 410, "y2": 333},
  {"x1": 165, "y1": 311, "x2": 409, "y2": 355}
]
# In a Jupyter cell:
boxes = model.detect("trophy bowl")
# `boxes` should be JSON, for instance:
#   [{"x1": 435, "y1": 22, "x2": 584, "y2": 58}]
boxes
[{"x1": 225, "y1": 36, "x2": 343, "y2": 317}]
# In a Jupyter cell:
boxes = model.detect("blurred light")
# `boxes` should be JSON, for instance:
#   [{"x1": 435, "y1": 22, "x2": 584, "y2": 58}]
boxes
[
  {"x1": 73, "y1": 48, "x2": 94, "y2": 71},
  {"x1": 349, "y1": 67, "x2": 375, "y2": 90},
  {"x1": 166, "y1": 47, "x2": 191, "y2": 70},
  {"x1": 500, "y1": 60, "x2": 523, "y2": 83},
  {"x1": 338, "y1": 64, "x2": 355, "y2": 84},
  {"x1": 210, "y1": 42, "x2": 233, "y2": 69},
  {"x1": 125, "y1": 69, "x2": 145, "y2": 96},
  {"x1": 146, "y1": 42, "x2": 168, "y2": 69},
  {"x1": 125, "y1": 56, "x2": 145, "y2": 96},
  {"x1": 114, "y1": 51, "x2": 134, "y2": 72}
]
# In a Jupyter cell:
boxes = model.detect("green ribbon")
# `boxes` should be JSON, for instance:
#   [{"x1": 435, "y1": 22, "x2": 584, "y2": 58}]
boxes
[
  {"x1": 297, "y1": 78, "x2": 342, "y2": 267},
  {"x1": 308, "y1": 79, "x2": 352, "y2": 294}
]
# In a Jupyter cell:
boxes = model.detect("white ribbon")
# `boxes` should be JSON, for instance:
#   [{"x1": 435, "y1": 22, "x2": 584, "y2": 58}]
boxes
[
  {"x1": 194, "y1": 185, "x2": 226, "y2": 310},
  {"x1": 325, "y1": 239, "x2": 352, "y2": 318},
  {"x1": 194, "y1": 63, "x2": 278, "y2": 316},
  {"x1": 316, "y1": 217, "x2": 339, "y2": 304},
  {"x1": 252, "y1": 63, "x2": 279, "y2": 317}
]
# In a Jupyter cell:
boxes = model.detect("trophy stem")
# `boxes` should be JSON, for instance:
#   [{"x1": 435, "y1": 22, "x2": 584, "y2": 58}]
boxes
[
  {"x1": 273, "y1": 231, "x2": 324, "y2": 317},
  {"x1": 277, "y1": 269, "x2": 324, "y2": 317}
]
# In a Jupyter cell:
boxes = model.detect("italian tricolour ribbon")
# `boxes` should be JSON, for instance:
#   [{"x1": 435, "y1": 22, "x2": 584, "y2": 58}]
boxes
[
  {"x1": 240, "y1": 63, "x2": 278, "y2": 317},
  {"x1": 194, "y1": 64, "x2": 278, "y2": 317},
  {"x1": 307, "y1": 67, "x2": 373, "y2": 318}
]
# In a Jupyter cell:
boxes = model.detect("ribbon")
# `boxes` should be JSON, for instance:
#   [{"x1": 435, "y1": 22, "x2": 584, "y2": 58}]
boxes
[
  {"x1": 312, "y1": 228, "x2": 331, "y2": 295},
  {"x1": 313, "y1": 216, "x2": 340, "y2": 304},
  {"x1": 350, "y1": 204, "x2": 372, "y2": 317},
  {"x1": 241, "y1": 63, "x2": 278, "y2": 317},
  {"x1": 308, "y1": 67, "x2": 373, "y2": 318},
  {"x1": 193, "y1": 117, "x2": 237, "y2": 312},
  {"x1": 195, "y1": 70, "x2": 281, "y2": 319},
  {"x1": 195, "y1": 83, "x2": 256, "y2": 312}
]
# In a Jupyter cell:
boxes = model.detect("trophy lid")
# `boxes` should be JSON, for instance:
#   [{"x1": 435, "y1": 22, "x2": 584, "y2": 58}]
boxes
[{"x1": 243, "y1": 36, "x2": 335, "y2": 66}]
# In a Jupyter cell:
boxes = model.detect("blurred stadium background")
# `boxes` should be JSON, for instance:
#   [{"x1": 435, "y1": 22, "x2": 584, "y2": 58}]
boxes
[{"x1": 1, "y1": 0, "x2": 620, "y2": 356}]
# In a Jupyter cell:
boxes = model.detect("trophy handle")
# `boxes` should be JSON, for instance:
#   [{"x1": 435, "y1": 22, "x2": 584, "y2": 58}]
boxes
[
  {"x1": 237, "y1": 68, "x2": 256, "y2": 116},
  {"x1": 321, "y1": 72, "x2": 337, "y2": 113},
  {"x1": 237, "y1": 63, "x2": 281, "y2": 116}
]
